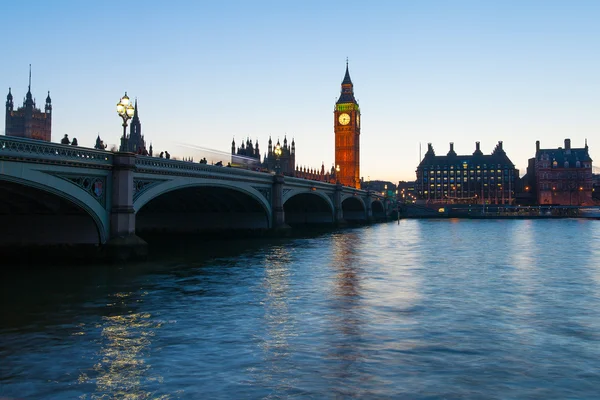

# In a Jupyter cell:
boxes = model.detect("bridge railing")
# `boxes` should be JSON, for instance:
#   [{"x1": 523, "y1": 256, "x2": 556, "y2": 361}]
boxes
[
  {"x1": 134, "y1": 156, "x2": 273, "y2": 179},
  {"x1": 0, "y1": 135, "x2": 113, "y2": 166}
]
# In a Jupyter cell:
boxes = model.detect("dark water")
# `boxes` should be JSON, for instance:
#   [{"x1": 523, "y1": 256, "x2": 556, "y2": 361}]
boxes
[{"x1": 2, "y1": 220, "x2": 600, "y2": 399}]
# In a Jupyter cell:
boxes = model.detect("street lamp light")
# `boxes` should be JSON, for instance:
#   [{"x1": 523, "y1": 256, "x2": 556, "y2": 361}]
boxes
[
  {"x1": 117, "y1": 92, "x2": 135, "y2": 152},
  {"x1": 336, "y1": 164, "x2": 340, "y2": 184},
  {"x1": 274, "y1": 143, "x2": 282, "y2": 174}
]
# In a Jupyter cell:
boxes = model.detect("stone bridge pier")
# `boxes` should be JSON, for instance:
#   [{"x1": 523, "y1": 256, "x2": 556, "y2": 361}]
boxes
[{"x1": 105, "y1": 153, "x2": 148, "y2": 260}]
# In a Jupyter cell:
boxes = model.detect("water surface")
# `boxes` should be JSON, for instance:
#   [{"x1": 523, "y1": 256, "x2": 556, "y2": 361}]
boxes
[{"x1": 2, "y1": 219, "x2": 600, "y2": 399}]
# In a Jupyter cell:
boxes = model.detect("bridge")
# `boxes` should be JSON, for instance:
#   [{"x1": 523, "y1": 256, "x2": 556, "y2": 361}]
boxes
[{"x1": 0, "y1": 136, "x2": 390, "y2": 259}]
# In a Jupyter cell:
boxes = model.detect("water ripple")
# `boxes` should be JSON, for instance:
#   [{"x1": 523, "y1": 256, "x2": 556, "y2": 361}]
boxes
[{"x1": 2, "y1": 220, "x2": 600, "y2": 398}]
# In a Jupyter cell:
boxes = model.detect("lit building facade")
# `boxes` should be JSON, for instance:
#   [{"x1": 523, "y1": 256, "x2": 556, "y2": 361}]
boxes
[
  {"x1": 231, "y1": 136, "x2": 296, "y2": 175},
  {"x1": 5, "y1": 82, "x2": 52, "y2": 142},
  {"x1": 416, "y1": 141, "x2": 518, "y2": 204},
  {"x1": 527, "y1": 139, "x2": 593, "y2": 205},
  {"x1": 334, "y1": 62, "x2": 361, "y2": 188}
]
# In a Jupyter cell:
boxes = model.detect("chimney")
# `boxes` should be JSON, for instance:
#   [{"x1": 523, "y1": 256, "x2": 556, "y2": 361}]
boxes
[
  {"x1": 565, "y1": 138, "x2": 571, "y2": 150},
  {"x1": 498, "y1": 141, "x2": 503, "y2": 149},
  {"x1": 428, "y1": 143, "x2": 433, "y2": 152},
  {"x1": 450, "y1": 142, "x2": 454, "y2": 152},
  {"x1": 476, "y1": 142, "x2": 480, "y2": 152},
  {"x1": 536, "y1": 140, "x2": 540, "y2": 153}
]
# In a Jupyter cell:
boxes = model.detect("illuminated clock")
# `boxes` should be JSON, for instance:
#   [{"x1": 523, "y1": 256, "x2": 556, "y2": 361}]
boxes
[
  {"x1": 338, "y1": 113, "x2": 350, "y2": 125},
  {"x1": 356, "y1": 114, "x2": 360, "y2": 127}
]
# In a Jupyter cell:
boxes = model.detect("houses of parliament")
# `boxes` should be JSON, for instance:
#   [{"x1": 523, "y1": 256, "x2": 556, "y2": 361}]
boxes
[
  {"x1": 5, "y1": 71, "x2": 52, "y2": 142},
  {"x1": 231, "y1": 62, "x2": 362, "y2": 189}
]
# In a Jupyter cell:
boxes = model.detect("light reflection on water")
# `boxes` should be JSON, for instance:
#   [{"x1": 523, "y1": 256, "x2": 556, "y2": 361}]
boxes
[
  {"x1": 76, "y1": 292, "x2": 168, "y2": 399},
  {"x1": 2, "y1": 220, "x2": 600, "y2": 398}
]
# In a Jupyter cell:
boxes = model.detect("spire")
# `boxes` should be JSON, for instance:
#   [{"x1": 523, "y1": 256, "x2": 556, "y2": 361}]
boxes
[
  {"x1": 132, "y1": 98, "x2": 139, "y2": 121},
  {"x1": 342, "y1": 58, "x2": 352, "y2": 85},
  {"x1": 337, "y1": 60, "x2": 356, "y2": 105},
  {"x1": 6, "y1": 87, "x2": 13, "y2": 110},
  {"x1": 45, "y1": 91, "x2": 51, "y2": 104},
  {"x1": 25, "y1": 65, "x2": 33, "y2": 105}
]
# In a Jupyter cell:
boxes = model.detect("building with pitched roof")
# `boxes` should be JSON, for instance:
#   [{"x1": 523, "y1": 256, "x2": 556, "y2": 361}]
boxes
[
  {"x1": 525, "y1": 139, "x2": 593, "y2": 205},
  {"x1": 415, "y1": 141, "x2": 519, "y2": 204}
]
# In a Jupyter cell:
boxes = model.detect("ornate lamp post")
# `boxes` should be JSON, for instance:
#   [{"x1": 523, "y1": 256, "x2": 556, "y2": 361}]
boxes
[
  {"x1": 117, "y1": 92, "x2": 135, "y2": 152},
  {"x1": 274, "y1": 143, "x2": 282, "y2": 175}
]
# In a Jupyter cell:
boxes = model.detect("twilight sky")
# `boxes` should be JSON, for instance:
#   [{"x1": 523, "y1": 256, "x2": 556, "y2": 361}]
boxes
[{"x1": 2, "y1": 0, "x2": 599, "y2": 182}]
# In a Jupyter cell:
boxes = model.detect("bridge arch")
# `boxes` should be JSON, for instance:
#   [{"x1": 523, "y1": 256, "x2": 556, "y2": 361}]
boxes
[
  {"x1": 283, "y1": 191, "x2": 335, "y2": 225},
  {"x1": 371, "y1": 199, "x2": 386, "y2": 220},
  {"x1": 134, "y1": 179, "x2": 272, "y2": 233},
  {"x1": 0, "y1": 175, "x2": 107, "y2": 245},
  {"x1": 341, "y1": 195, "x2": 367, "y2": 222}
]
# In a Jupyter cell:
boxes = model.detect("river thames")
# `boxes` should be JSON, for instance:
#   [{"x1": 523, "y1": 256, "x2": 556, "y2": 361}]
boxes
[{"x1": 2, "y1": 219, "x2": 600, "y2": 399}]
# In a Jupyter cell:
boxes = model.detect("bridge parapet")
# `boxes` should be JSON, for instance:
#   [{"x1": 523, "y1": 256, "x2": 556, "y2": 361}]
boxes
[
  {"x1": 135, "y1": 156, "x2": 271, "y2": 182},
  {"x1": 0, "y1": 136, "x2": 112, "y2": 166}
]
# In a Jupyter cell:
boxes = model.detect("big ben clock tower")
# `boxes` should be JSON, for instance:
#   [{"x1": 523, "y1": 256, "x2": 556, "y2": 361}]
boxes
[{"x1": 334, "y1": 61, "x2": 360, "y2": 188}]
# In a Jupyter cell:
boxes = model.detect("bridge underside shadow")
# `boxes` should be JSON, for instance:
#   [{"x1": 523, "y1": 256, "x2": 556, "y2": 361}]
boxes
[
  {"x1": 371, "y1": 201, "x2": 386, "y2": 221},
  {"x1": 284, "y1": 193, "x2": 334, "y2": 226},
  {"x1": 342, "y1": 197, "x2": 367, "y2": 223},
  {"x1": 136, "y1": 186, "x2": 269, "y2": 236},
  {"x1": 0, "y1": 180, "x2": 101, "y2": 246}
]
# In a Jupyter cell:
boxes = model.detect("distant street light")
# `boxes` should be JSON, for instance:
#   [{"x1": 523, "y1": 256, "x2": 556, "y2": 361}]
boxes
[
  {"x1": 117, "y1": 92, "x2": 135, "y2": 152},
  {"x1": 274, "y1": 143, "x2": 282, "y2": 175},
  {"x1": 336, "y1": 164, "x2": 340, "y2": 184}
]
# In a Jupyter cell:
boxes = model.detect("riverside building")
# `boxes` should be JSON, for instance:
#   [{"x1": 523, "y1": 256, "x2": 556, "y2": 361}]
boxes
[
  {"x1": 526, "y1": 139, "x2": 593, "y2": 206},
  {"x1": 415, "y1": 141, "x2": 519, "y2": 204}
]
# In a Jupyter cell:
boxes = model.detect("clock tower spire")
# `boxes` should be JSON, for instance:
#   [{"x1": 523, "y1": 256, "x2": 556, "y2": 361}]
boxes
[{"x1": 334, "y1": 60, "x2": 360, "y2": 188}]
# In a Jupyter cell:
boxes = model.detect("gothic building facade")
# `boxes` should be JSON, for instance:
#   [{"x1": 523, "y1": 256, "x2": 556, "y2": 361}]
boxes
[
  {"x1": 334, "y1": 62, "x2": 361, "y2": 188},
  {"x1": 5, "y1": 79, "x2": 52, "y2": 142},
  {"x1": 231, "y1": 136, "x2": 296, "y2": 175},
  {"x1": 127, "y1": 99, "x2": 148, "y2": 154}
]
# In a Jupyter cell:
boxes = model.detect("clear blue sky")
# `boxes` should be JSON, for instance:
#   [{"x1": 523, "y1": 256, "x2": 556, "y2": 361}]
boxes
[{"x1": 2, "y1": 0, "x2": 599, "y2": 181}]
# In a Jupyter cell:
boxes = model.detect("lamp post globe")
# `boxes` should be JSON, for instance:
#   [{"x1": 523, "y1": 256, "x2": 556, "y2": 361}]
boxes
[{"x1": 117, "y1": 92, "x2": 135, "y2": 152}]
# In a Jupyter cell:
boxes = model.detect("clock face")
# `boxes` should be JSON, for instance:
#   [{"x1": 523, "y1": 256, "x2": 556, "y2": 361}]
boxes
[
  {"x1": 356, "y1": 115, "x2": 360, "y2": 127},
  {"x1": 338, "y1": 113, "x2": 351, "y2": 125}
]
